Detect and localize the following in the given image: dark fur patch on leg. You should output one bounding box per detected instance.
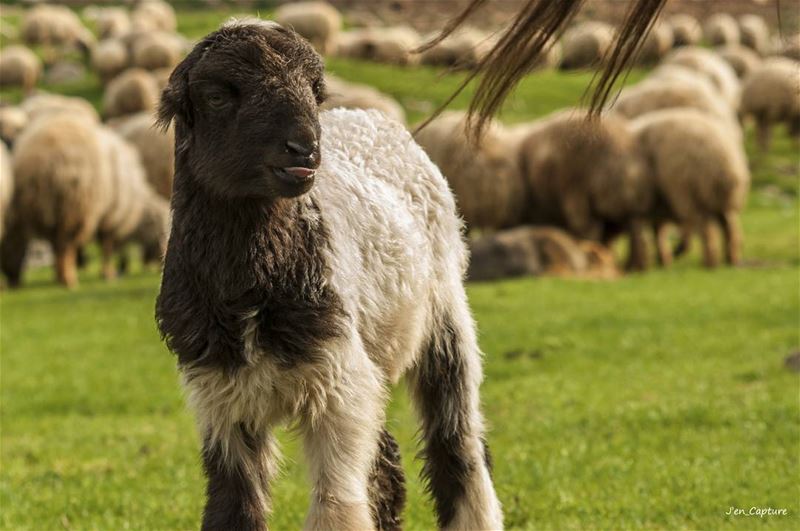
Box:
[413,317,477,528]
[369,428,406,531]
[481,436,494,476]
[201,423,269,531]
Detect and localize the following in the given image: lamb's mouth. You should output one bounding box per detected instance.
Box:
[273,166,316,186]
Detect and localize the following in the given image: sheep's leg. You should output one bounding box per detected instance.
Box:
[625,217,648,272]
[700,218,720,268]
[654,221,672,267]
[409,307,502,531]
[719,211,742,266]
[0,219,29,288]
[55,243,79,289]
[673,222,692,258]
[755,117,772,152]
[368,428,406,531]
[100,237,117,281]
[200,424,277,531]
[302,346,385,531]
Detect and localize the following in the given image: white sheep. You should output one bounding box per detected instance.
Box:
[662,46,741,110]
[274,1,342,55]
[0,45,42,93]
[740,57,800,150]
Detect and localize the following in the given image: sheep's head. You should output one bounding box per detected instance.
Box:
[158,19,325,200]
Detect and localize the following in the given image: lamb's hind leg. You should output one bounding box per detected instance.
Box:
[409,304,502,530]
[719,211,743,266]
[368,428,406,531]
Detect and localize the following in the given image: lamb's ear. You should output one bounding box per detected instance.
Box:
[157,34,216,130]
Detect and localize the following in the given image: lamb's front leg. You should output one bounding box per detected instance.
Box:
[301,346,386,531]
[200,423,278,531]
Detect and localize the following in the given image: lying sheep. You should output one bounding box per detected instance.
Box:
[669,14,702,47]
[0,142,13,240]
[636,22,673,65]
[632,108,750,267]
[740,57,800,150]
[738,14,770,54]
[274,1,342,55]
[3,114,111,288]
[663,46,741,109]
[0,46,42,93]
[155,19,501,530]
[414,110,527,231]
[467,226,619,281]
[560,21,615,70]
[322,74,406,123]
[704,14,740,46]
[103,67,160,119]
[20,93,100,124]
[0,106,28,146]
[717,44,761,78]
[131,0,177,33]
[113,112,175,198]
[131,31,186,71]
[92,38,130,83]
[518,110,652,270]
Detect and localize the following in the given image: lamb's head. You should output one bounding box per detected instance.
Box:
[158,19,326,199]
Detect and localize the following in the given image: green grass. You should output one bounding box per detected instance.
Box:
[2,8,800,531]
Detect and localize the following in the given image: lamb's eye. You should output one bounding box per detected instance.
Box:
[206,92,227,109]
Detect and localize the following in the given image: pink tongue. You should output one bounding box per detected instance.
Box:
[284,167,316,178]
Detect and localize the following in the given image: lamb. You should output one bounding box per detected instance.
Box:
[131,0,177,33]
[467,226,619,281]
[560,21,615,70]
[662,46,741,109]
[0,45,42,93]
[414,110,527,231]
[517,109,652,270]
[155,19,501,530]
[738,14,770,54]
[717,44,761,79]
[0,142,13,240]
[92,38,130,83]
[740,57,800,150]
[274,1,342,56]
[636,22,673,65]
[112,112,175,198]
[2,113,111,288]
[103,67,160,119]
[668,14,702,47]
[631,108,750,267]
[704,14,740,46]
[322,75,406,124]
[131,31,186,71]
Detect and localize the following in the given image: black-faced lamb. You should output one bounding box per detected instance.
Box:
[155,19,501,531]
[740,57,800,151]
[631,108,750,267]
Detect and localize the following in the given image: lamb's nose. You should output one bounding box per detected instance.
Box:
[285,139,317,158]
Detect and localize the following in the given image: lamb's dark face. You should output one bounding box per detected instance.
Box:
[159,21,326,200]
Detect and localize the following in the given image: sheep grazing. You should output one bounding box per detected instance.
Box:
[467,226,619,281]
[92,38,130,83]
[274,1,342,55]
[740,57,800,151]
[21,4,94,53]
[631,109,750,267]
[518,110,652,270]
[127,190,170,267]
[716,44,762,79]
[131,31,186,71]
[0,142,13,240]
[103,68,160,119]
[336,26,421,66]
[322,74,406,124]
[704,14,740,46]
[636,22,673,65]
[414,110,527,231]
[3,114,110,288]
[420,27,492,70]
[93,7,131,39]
[0,106,29,146]
[669,14,702,47]
[560,21,615,70]
[20,93,100,124]
[0,46,42,93]
[663,46,741,109]
[738,14,770,55]
[113,112,175,198]
[131,0,177,33]
[155,19,501,531]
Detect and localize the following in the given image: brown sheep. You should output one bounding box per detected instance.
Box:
[704,14,740,46]
[103,68,160,119]
[717,44,762,79]
[0,46,42,93]
[274,1,342,55]
[740,57,800,150]
[560,21,615,70]
[112,112,175,199]
[467,225,619,281]
[631,108,750,267]
[518,110,652,270]
[414,110,527,231]
[669,14,702,47]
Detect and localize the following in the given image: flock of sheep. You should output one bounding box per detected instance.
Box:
[0,1,798,288]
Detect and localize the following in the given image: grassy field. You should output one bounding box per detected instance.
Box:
[2,7,800,531]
